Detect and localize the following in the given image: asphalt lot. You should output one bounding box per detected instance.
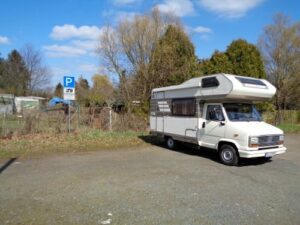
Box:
[0,134,299,225]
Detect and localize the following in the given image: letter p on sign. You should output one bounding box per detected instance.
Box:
[63,76,75,88]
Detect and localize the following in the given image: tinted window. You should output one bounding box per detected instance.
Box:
[172,98,195,116]
[202,77,219,88]
[206,105,224,121]
[235,77,266,87]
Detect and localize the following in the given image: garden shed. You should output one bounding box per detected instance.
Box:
[0,94,15,115]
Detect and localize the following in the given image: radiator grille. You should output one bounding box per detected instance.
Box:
[258,135,279,147]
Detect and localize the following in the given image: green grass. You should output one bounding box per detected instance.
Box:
[0,129,148,159]
[277,124,300,133]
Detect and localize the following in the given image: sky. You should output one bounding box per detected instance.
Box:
[0,0,299,87]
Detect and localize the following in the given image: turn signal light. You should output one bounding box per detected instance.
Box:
[250,144,259,148]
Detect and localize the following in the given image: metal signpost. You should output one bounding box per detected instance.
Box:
[63,76,75,133]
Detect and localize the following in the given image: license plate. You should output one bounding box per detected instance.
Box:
[265,152,275,158]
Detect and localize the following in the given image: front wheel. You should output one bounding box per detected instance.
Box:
[166,137,176,149]
[219,144,239,166]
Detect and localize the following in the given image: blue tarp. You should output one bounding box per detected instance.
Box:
[48,97,71,107]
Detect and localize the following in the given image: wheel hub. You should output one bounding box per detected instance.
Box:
[223,150,233,161]
[168,139,174,147]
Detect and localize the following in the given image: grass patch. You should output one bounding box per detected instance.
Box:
[277,124,300,133]
[0,129,148,159]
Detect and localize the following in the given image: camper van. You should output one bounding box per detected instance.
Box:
[150,74,286,166]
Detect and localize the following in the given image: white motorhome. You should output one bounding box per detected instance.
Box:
[150,74,286,166]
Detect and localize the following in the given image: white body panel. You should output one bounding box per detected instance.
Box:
[164,116,198,138]
[152,73,276,101]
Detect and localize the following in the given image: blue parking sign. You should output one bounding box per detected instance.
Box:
[63,76,75,88]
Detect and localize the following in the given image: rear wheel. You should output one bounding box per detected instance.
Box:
[166,137,176,149]
[219,144,239,166]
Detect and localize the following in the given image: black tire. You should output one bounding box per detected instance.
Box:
[219,144,239,166]
[166,137,176,149]
[263,157,272,162]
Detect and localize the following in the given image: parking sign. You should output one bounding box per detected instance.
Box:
[64,76,75,88]
[63,76,76,100]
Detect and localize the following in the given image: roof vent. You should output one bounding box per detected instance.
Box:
[235,76,267,88]
[202,77,219,88]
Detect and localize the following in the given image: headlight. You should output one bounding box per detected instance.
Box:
[278,135,284,145]
[249,136,259,148]
[279,135,284,141]
[249,137,259,144]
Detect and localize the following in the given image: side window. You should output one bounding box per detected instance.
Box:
[172,98,195,116]
[206,105,224,121]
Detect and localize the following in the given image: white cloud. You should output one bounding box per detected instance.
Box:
[50,24,103,40]
[193,26,212,33]
[102,10,138,23]
[198,0,265,18]
[43,44,87,58]
[156,0,195,17]
[115,11,138,22]
[51,67,71,77]
[77,63,99,74]
[71,40,99,51]
[45,24,105,58]
[0,36,10,44]
[113,0,140,5]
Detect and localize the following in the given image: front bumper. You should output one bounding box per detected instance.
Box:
[239,146,287,158]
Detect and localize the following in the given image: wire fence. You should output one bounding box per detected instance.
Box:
[0,108,299,138]
[0,106,148,138]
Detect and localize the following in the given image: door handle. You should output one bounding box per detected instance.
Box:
[202,122,206,128]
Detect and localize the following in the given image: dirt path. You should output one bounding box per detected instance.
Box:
[0,134,299,225]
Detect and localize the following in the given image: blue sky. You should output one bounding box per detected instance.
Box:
[0,0,299,86]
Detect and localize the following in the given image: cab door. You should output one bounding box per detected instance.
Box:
[199,104,226,148]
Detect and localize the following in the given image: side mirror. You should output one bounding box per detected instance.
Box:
[220,121,226,126]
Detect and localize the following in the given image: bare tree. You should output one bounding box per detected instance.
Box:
[99,8,180,108]
[258,14,300,124]
[21,44,52,94]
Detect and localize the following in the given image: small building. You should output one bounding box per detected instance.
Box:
[14,96,47,114]
[0,94,15,115]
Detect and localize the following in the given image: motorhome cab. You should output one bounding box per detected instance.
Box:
[150,74,286,166]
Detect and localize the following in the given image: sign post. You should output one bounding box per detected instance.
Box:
[63,76,75,133]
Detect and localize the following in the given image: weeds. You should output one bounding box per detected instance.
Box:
[0,129,148,159]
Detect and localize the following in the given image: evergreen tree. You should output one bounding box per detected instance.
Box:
[226,39,266,78]
[76,76,90,106]
[5,50,30,95]
[201,51,232,75]
[54,82,63,98]
[200,39,266,79]
[0,54,5,91]
[148,25,200,91]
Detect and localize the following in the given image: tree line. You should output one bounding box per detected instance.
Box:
[54,74,114,107]
[0,44,51,96]
[52,10,299,125]
[96,9,300,123]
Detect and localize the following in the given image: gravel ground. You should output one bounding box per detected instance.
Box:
[0,134,299,225]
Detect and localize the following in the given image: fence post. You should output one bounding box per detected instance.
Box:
[109,107,112,131]
[77,104,80,129]
[1,112,5,136]
[68,101,71,133]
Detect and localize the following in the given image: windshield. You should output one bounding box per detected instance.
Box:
[223,103,262,122]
